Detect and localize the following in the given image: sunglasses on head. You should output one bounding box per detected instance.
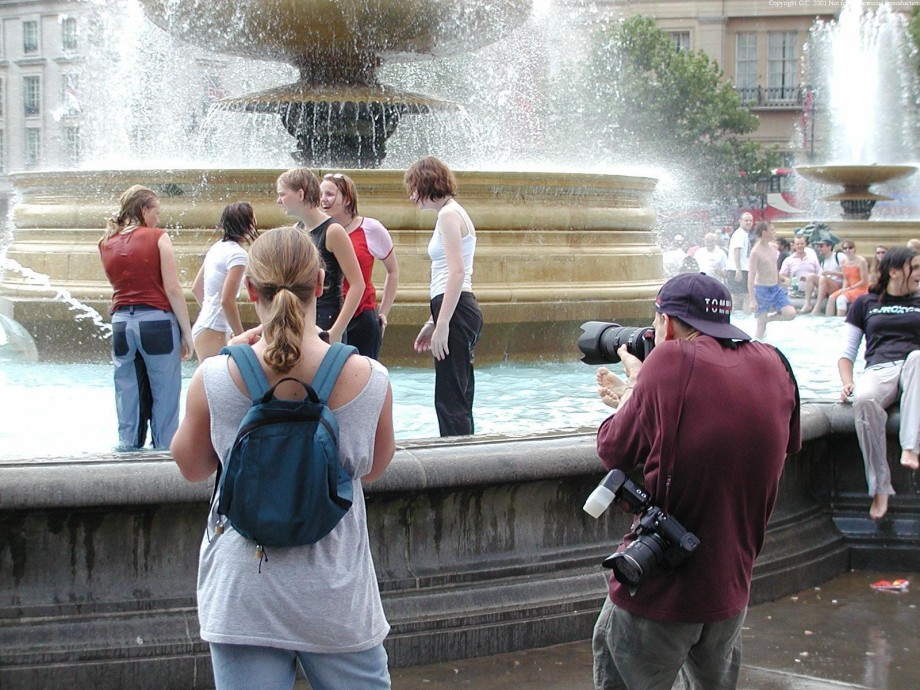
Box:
[323,173,344,180]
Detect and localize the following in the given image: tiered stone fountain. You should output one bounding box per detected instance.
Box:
[795,164,917,221]
[4,3,901,689]
[0,2,668,686]
[0,0,662,364]
[780,1,920,245]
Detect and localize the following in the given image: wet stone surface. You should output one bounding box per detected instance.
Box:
[386,570,919,690]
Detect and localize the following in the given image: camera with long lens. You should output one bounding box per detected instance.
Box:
[584,469,700,594]
[578,321,655,365]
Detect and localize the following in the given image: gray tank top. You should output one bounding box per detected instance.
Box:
[196,352,391,652]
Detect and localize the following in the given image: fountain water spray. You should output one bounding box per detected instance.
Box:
[796,0,920,219]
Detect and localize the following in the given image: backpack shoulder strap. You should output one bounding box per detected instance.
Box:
[312,343,358,402]
[220,344,269,400]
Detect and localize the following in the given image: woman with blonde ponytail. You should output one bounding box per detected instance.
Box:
[171,226,395,690]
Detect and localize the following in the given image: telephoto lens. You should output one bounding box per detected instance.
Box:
[577,321,655,365]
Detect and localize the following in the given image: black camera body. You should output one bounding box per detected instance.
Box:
[584,469,699,594]
[578,321,655,365]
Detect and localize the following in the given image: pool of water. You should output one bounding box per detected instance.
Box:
[0,314,859,461]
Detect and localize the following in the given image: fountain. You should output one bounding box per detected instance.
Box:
[0,2,667,685]
[137,0,531,168]
[788,0,920,237]
[795,164,918,220]
[1,2,914,688]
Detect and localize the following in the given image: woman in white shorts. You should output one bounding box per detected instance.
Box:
[191,202,258,361]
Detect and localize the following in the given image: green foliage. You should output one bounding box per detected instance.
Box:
[910,7,920,79]
[586,15,779,205]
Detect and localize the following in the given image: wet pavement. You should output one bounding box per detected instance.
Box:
[389,570,919,689]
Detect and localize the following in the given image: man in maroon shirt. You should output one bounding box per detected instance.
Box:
[592,273,800,689]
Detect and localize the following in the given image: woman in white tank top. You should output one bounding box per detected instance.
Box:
[191,202,258,361]
[404,156,484,437]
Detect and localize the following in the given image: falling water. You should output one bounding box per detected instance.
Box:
[804,0,920,165]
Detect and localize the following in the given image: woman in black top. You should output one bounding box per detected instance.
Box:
[276,168,364,344]
[838,246,920,520]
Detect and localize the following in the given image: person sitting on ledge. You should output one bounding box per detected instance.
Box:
[839,246,920,522]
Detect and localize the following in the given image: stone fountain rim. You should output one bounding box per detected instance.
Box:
[0,404,844,511]
[795,164,919,187]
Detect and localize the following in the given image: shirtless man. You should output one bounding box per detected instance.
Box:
[749,220,796,339]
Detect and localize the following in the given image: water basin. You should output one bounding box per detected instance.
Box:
[0,313,859,461]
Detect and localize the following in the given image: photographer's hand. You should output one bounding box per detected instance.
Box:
[617,345,643,382]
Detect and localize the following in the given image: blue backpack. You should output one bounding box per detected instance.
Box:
[213,342,356,551]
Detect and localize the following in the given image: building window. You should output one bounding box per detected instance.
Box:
[668,31,691,53]
[735,33,758,102]
[767,31,799,102]
[62,17,78,51]
[23,20,39,55]
[0,130,5,173]
[62,74,80,115]
[23,76,41,117]
[0,79,5,118]
[64,125,81,165]
[25,127,41,166]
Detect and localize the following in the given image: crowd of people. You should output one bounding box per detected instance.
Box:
[97,156,485,688]
[99,157,483,455]
[99,177,920,688]
[668,218,887,326]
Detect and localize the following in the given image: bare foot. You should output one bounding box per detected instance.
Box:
[900,449,920,470]
[597,367,619,390]
[869,494,889,521]
[598,386,618,409]
[809,308,822,315]
[798,304,812,313]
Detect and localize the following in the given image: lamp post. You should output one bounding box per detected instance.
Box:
[756,174,769,220]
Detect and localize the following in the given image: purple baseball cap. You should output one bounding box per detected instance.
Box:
[655,273,750,341]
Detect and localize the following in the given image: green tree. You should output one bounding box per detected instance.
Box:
[584,16,778,205]
[910,7,920,79]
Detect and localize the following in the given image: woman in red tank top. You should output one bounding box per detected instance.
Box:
[98,185,193,449]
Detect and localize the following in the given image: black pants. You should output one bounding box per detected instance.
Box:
[346,308,382,360]
[431,292,483,437]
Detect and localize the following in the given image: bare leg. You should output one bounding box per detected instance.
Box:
[755,313,767,339]
[901,449,920,470]
[800,274,818,312]
[869,493,889,521]
[768,305,796,324]
[194,328,229,362]
[810,276,829,315]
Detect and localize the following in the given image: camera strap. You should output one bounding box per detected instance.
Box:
[661,340,696,513]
